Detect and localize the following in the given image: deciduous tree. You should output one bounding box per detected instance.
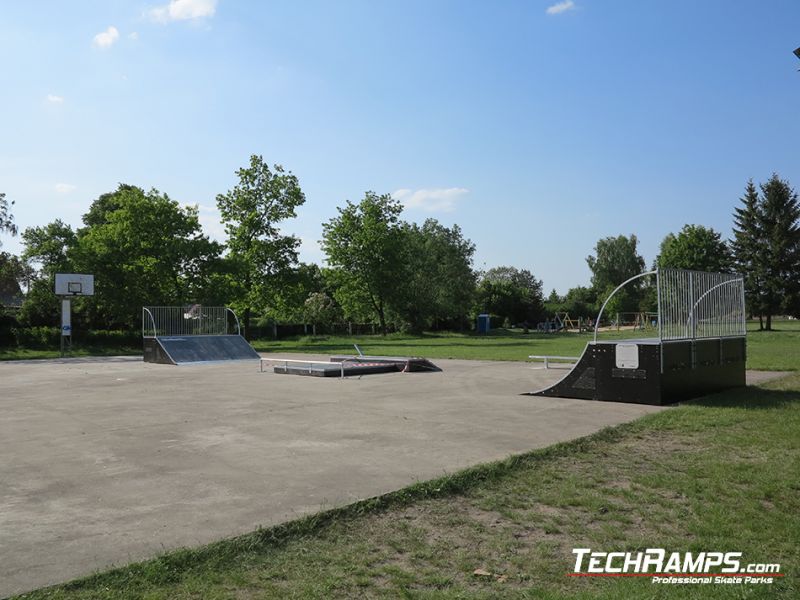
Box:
[216,155,305,338]
[321,192,405,334]
[586,234,646,314]
[656,225,733,273]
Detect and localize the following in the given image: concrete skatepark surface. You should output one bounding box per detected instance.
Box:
[0,354,772,596]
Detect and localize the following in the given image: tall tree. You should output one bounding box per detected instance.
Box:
[396,219,477,331]
[586,234,647,315]
[0,252,29,306]
[216,155,305,338]
[758,174,800,328]
[74,185,221,328]
[0,192,17,244]
[731,180,766,328]
[321,192,405,334]
[656,224,733,272]
[21,220,77,276]
[475,266,545,325]
[732,175,800,329]
[303,291,338,335]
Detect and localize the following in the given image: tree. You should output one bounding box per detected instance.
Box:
[0,252,29,306]
[586,234,646,315]
[475,266,545,325]
[19,220,79,325]
[67,185,219,329]
[758,175,800,328]
[216,155,305,338]
[731,180,766,327]
[656,225,733,273]
[262,263,326,325]
[303,292,338,335]
[732,175,800,329]
[321,192,406,334]
[0,192,17,244]
[395,219,477,331]
[21,220,77,276]
[0,193,15,236]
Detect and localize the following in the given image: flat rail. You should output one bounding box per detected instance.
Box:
[528,354,581,369]
[259,357,360,378]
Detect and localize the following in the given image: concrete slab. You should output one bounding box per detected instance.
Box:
[1,354,670,596]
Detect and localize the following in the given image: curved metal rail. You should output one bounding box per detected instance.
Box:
[142,307,157,338]
[593,271,657,343]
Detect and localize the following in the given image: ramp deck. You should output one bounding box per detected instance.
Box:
[144,335,260,365]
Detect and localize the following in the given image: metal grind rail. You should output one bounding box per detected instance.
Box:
[259,357,363,378]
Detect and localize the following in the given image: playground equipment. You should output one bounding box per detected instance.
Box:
[537,313,589,333]
[529,269,746,405]
[142,306,260,365]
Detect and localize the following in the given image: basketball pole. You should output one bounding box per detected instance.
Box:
[60,297,72,357]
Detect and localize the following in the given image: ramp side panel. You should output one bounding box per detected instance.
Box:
[156,335,260,364]
[143,337,175,364]
[661,337,746,400]
[529,342,663,405]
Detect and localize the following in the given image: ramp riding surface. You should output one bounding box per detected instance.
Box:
[144,335,260,365]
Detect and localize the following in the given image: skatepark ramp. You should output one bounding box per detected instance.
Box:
[261,350,441,377]
[142,306,260,365]
[528,269,747,405]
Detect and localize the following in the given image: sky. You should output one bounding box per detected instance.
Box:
[1,0,798,294]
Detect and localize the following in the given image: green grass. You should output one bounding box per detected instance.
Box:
[16,373,800,599]
[0,346,140,361]
[253,319,800,371]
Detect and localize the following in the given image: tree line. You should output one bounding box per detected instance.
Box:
[1,160,799,340]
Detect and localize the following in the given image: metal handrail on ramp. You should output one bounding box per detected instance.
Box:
[528,355,580,369]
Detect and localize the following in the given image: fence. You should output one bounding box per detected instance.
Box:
[656,269,746,341]
[142,306,240,338]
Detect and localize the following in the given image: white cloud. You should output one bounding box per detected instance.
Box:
[54,183,76,194]
[128,31,139,40]
[93,26,120,48]
[392,187,469,213]
[148,0,217,23]
[546,0,576,15]
[47,94,64,104]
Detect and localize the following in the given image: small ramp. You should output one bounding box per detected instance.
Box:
[263,349,441,378]
[144,335,260,365]
[142,305,260,365]
[527,338,746,406]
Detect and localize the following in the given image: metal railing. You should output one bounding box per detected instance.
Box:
[656,269,745,341]
[259,357,361,378]
[142,306,241,338]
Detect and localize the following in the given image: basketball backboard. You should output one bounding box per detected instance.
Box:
[55,273,94,296]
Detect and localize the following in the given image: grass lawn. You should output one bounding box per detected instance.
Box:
[16,373,800,598]
[253,319,800,371]
[0,346,140,361]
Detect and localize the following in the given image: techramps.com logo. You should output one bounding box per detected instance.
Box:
[569,548,783,585]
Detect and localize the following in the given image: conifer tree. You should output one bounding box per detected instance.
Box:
[731,180,765,328]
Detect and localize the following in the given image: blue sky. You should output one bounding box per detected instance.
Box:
[1,0,798,293]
